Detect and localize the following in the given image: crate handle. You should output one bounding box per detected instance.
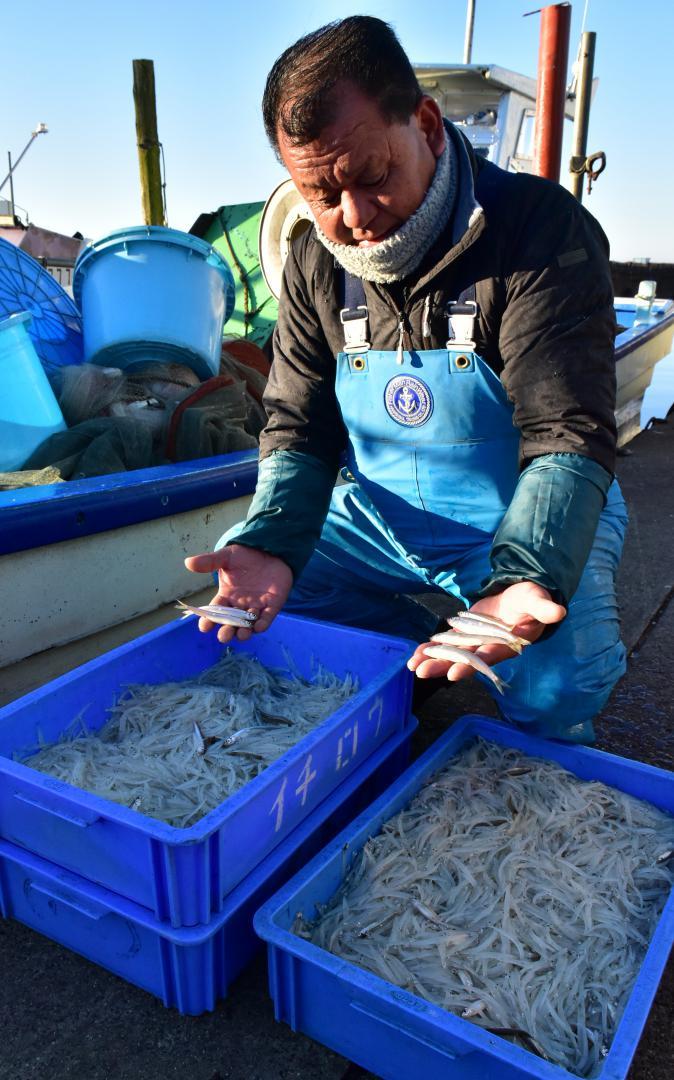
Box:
[13,792,101,828]
[350,999,473,1060]
[26,881,107,921]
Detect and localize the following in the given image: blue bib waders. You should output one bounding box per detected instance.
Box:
[226,280,627,742]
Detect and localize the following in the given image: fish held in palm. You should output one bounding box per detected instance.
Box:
[431,630,523,655]
[448,611,529,649]
[175,599,258,628]
[421,644,509,695]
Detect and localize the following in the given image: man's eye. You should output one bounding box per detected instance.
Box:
[365,173,387,187]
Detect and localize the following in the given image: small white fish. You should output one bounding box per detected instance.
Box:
[421,644,509,695]
[222,714,291,748]
[222,726,262,748]
[431,630,523,655]
[192,719,206,755]
[258,712,293,727]
[412,899,445,925]
[357,910,400,938]
[449,613,529,649]
[462,1000,487,1019]
[175,600,257,628]
[456,610,513,629]
[446,932,473,948]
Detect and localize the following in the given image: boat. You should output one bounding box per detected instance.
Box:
[614,294,674,444]
[0,232,260,672]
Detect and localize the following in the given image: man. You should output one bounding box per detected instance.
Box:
[186,16,627,742]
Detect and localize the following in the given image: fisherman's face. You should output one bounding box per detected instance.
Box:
[278,82,446,247]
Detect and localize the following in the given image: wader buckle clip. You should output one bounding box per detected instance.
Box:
[340,305,371,354]
[446,299,477,350]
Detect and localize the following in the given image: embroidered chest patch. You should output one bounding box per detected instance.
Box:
[384,375,433,427]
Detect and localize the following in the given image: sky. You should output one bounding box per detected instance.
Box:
[3,0,673,263]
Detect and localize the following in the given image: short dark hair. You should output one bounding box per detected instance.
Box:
[262,16,423,159]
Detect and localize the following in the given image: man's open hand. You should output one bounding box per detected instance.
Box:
[184,544,293,644]
[407,581,566,684]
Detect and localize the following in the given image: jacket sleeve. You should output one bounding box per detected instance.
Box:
[476,452,613,608]
[226,234,345,578]
[498,182,617,475]
[475,184,619,607]
[226,448,336,580]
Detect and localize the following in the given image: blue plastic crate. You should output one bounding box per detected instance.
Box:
[0,613,414,928]
[254,715,674,1080]
[0,719,415,1015]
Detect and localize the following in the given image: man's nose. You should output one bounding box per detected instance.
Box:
[340,188,377,232]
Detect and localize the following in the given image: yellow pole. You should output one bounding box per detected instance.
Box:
[132,59,166,226]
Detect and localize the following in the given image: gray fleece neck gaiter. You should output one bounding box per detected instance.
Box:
[314,139,456,284]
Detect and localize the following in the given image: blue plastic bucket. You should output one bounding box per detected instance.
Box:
[0,236,84,380]
[73,227,235,380]
[0,312,67,472]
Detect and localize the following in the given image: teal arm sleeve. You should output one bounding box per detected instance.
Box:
[226,449,336,580]
[477,453,613,608]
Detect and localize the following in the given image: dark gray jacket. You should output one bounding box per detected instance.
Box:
[231,126,617,606]
[261,127,617,477]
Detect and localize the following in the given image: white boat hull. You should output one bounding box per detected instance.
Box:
[0,494,250,670]
[614,298,674,446]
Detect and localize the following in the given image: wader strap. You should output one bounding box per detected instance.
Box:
[340,272,370,353]
[340,272,479,352]
[447,285,478,349]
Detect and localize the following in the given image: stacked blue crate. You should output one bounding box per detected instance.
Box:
[0,613,417,1012]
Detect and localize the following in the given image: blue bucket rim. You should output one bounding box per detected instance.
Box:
[73,226,232,306]
[0,310,32,334]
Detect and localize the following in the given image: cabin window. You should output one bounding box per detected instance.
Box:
[510,109,536,172]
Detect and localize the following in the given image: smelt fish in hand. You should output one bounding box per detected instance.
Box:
[431,630,523,655]
[175,599,258,628]
[422,644,509,695]
[448,611,529,649]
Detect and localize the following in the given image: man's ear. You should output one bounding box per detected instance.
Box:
[415,95,446,158]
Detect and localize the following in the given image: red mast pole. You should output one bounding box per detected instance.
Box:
[532,3,572,182]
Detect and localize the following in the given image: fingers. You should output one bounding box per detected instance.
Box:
[408,643,475,681]
[184,551,226,574]
[217,624,254,644]
[408,641,477,679]
[216,607,280,643]
[523,594,566,626]
[481,582,566,631]
[413,657,453,679]
[196,591,230,634]
[411,656,478,682]
[407,644,436,673]
[194,593,280,642]
[408,641,515,684]
[252,609,276,633]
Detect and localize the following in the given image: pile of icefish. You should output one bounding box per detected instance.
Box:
[24,648,357,828]
[299,739,674,1078]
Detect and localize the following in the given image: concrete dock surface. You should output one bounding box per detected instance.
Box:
[1,415,672,1080]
